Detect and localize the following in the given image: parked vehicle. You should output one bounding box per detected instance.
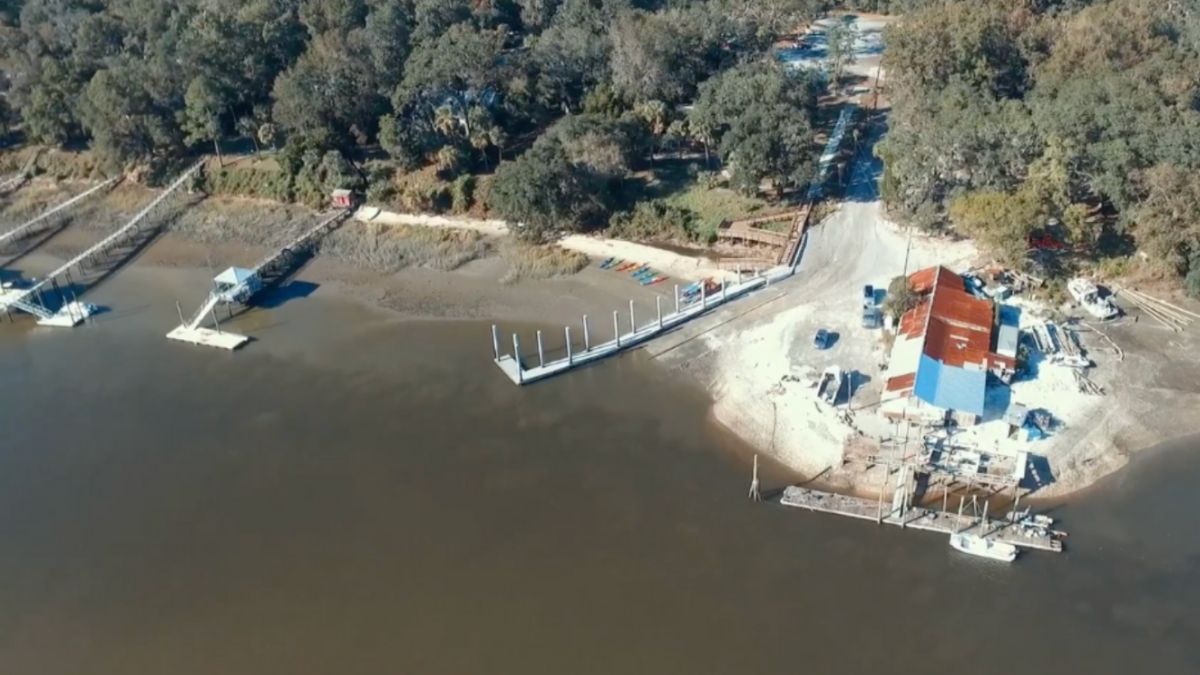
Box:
[813,328,833,350]
[862,306,881,329]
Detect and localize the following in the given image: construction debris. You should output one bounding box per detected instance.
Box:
[1073,370,1105,396]
[1078,320,1124,361]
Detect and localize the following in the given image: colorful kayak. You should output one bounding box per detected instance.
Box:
[616,262,639,272]
[598,257,616,269]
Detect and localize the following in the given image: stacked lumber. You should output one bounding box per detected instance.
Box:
[1116,287,1199,332]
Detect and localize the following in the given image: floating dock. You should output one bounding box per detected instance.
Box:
[780,486,1063,553]
[165,324,250,350]
[0,163,201,325]
[493,265,792,385]
[167,209,350,350]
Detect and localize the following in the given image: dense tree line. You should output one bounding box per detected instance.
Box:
[0,0,858,238]
[878,0,1200,293]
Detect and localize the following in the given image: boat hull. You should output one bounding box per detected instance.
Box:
[949,533,1018,562]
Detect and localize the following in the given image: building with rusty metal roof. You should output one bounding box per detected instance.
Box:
[881,266,1017,425]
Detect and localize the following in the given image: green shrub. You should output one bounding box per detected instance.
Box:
[204,165,292,202]
[609,200,702,244]
[450,175,476,213]
[1187,256,1200,299]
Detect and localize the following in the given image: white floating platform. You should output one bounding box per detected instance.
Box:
[494,266,793,385]
[166,325,250,350]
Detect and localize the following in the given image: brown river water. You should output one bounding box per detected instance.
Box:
[0,264,1197,674]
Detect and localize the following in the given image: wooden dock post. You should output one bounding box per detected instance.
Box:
[656,296,663,329]
[721,277,727,301]
[582,315,590,351]
[536,330,545,368]
[748,454,761,502]
[628,299,636,333]
[565,326,573,365]
[875,467,885,524]
[674,284,680,314]
[491,325,500,360]
[613,311,621,347]
[701,285,708,309]
[512,334,523,383]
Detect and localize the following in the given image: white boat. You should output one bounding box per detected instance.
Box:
[35,301,98,327]
[1067,278,1118,320]
[949,533,1018,562]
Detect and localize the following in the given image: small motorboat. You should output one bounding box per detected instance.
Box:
[949,533,1018,562]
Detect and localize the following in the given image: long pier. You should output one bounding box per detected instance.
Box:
[780,486,1063,553]
[493,265,791,384]
[0,177,119,250]
[167,208,352,349]
[0,162,201,325]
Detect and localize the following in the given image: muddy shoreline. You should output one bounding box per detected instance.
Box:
[7,179,1200,509]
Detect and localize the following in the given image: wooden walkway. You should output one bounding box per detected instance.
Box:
[716,225,789,247]
[780,486,1063,553]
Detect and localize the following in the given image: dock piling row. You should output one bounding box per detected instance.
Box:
[492,268,787,385]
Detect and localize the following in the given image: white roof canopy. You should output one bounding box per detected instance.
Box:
[214,266,256,286]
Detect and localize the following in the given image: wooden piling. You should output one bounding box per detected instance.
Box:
[748,454,761,502]
[613,311,621,348]
[582,315,590,351]
[565,326,573,365]
[536,330,545,368]
[491,325,500,360]
[512,333,523,383]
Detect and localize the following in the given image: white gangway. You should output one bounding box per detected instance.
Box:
[0,163,202,326]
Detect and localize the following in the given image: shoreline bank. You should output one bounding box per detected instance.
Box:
[6,179,1200,508]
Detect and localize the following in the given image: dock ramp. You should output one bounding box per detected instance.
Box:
[168,209,351,350]
[0,163,200,325]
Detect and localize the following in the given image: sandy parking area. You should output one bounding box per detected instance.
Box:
[655,123,1200,499]
[656,137,975,479]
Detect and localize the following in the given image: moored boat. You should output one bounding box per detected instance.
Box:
[949,533,1018,562]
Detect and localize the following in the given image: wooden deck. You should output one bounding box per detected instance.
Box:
[780,486,1063,553]
[716,226,789,247]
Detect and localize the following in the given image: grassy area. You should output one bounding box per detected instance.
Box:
[499,240,589,284]
[628,159,781,243]
[0,147,106,180]
[323,222,491,273]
